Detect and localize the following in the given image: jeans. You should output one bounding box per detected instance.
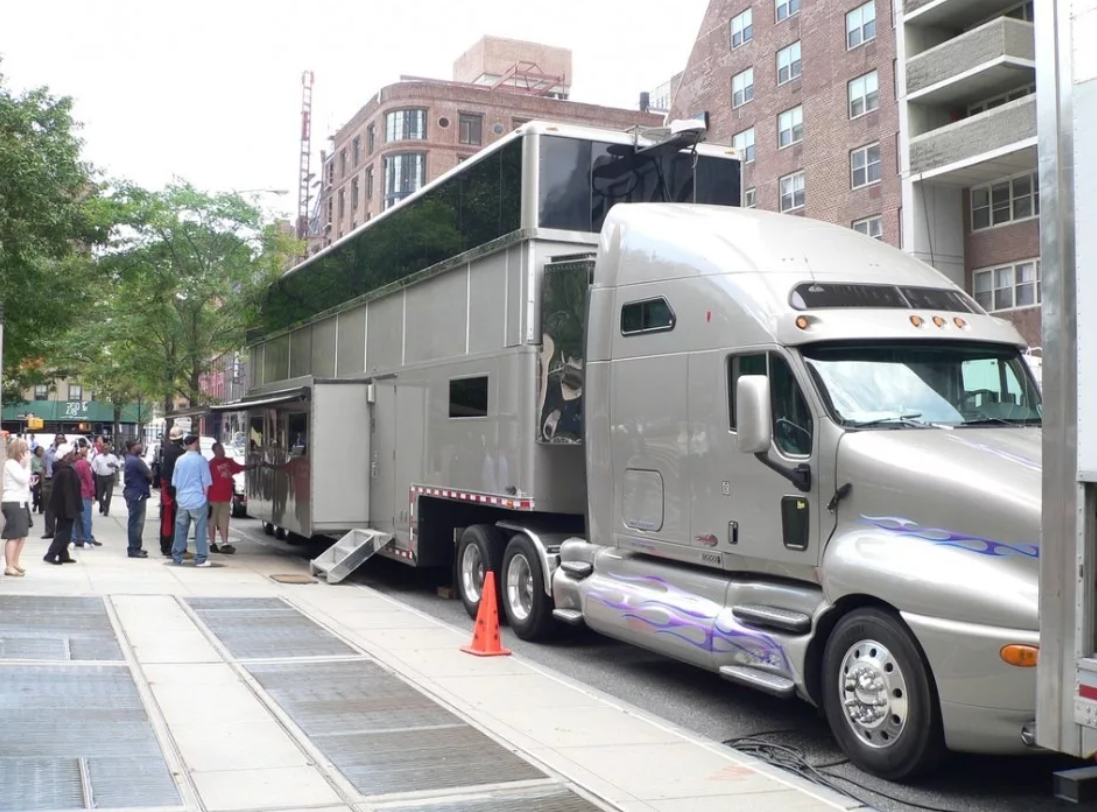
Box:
[75,498,94,544]
[173,506,209,564]
[126,495,147,555]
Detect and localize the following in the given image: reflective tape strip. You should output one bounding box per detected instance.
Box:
[410,485,534,511]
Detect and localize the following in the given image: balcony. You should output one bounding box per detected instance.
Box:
[904,0,1025,28]
[907,18,1034,106]
[909,95,1036,184]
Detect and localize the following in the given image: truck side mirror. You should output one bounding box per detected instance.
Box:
[736,375,772,454]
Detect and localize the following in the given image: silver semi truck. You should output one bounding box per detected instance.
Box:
[233,121,1044,781]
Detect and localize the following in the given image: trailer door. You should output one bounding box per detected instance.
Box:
[370,382,397,533]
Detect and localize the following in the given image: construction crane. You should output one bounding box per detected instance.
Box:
[296,70,315,242]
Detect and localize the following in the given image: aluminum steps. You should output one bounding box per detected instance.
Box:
[309,528,393,584]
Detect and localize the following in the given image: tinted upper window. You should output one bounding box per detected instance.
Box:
[254,138,523,338]
[539,136,741,233]
[790,283,981,314]
[449,377,488,418]
[621,298,676,335]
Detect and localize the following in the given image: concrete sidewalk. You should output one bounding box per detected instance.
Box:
[0,497,860,812]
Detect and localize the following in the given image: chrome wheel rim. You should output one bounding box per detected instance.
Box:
[505,553,534,621]
[460,543,483,604]
[838,638,909,749]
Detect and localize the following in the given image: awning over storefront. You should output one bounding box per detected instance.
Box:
[209,386,311,413]
[1,400,149,424]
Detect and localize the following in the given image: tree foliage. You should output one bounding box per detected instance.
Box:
[96,182,299,411]
[0,62,113,391]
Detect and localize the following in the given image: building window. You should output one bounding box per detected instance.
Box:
[352,135,361,167]
[67,384,83,402]
[337,189,345,218]
[849,71,880,118]
[621,298,676,335]
[846,2,876,49]
[744,187,756,208]
[449,376,488,418]
[367,124,375,154]
[326,161,334,186]
[776,0,800,21]
[383,153,426,210]
[459,113,483,146]
[853,215,883,239]
[732,68,755,108]
[733,127,755,163]
[33,385,48,400]
[385,109,427,142]
[366,166,374,199]
[777,41,802,85]
[1004,1,1034,21]
[971,171,1039,230]
[780,171,805,212]
[778,106,804,148]
[339,149,347,179]
[851,142,882,188]
[731,8,753,47]
[968,84,1035,115]
[974,260,1041,311]
[351,176,359,210]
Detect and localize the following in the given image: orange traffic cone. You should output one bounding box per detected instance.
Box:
[461,570,512,657]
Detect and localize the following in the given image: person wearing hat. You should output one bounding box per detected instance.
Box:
[158,426,187,558]
[43,443,80,565]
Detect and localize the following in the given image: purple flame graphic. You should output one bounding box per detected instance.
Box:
[860,515,1038,559]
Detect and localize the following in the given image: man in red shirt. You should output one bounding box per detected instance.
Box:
[207,442,250,554]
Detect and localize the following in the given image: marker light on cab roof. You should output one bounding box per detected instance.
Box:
[910,315,924,327]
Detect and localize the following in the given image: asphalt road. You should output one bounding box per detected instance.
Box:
[235,520,1083,812]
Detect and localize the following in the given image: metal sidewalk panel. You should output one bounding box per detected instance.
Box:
[248,660,547,796]
[387,786,610,812]
[0,596,122,662]
[309,528,393,584]
[185,597,357,659]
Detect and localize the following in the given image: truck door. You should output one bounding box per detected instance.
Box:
[369,382,397,533]
[688,348,821,581]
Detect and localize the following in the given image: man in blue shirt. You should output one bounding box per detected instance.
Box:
[122,439,153,559]
[171,435,213,567]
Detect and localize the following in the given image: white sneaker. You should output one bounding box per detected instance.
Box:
[195,561,212,568]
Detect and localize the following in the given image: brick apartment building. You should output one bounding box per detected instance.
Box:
[898,0,1039,345]
[670,0,901,244]
[670,0,1040,346]
[311,36,663,250]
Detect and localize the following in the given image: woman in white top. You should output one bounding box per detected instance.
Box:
[3,438,33,576]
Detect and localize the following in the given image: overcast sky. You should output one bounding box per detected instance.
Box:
[1,0,706,220]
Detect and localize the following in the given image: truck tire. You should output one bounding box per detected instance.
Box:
[456,525,505,620]
[262,522,274,536]
[500,534,557,641]
[274,526,287,540]
[822,608,945,781]
[232,500,246,519]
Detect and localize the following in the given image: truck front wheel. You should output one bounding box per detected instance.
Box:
[456,525,505,620]
[500,534,556,641]
[821,608,945,781]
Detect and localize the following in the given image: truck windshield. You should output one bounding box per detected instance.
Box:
[801,342,1042,428]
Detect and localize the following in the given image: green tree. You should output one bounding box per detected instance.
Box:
[0,63,112,393]
[101,182,299,413]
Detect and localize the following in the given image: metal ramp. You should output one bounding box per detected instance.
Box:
[310,528,393,584]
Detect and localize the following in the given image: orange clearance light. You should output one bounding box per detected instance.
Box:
[795,316,810,330]
[1000,644,1039,668]
[954,317,968,328]
[910,315,924,327]
[933,316,947,328]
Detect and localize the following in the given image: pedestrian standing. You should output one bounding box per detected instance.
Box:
[122,439,152,559]
[92,442,120,516]
[171,435,212,567]
[72,441,99,548]
[41,434,65,537]
[30,446,44,513]
[159,427,186,557]
[3,439,33,577]
[43,444,79,565]
[207,442,250,555]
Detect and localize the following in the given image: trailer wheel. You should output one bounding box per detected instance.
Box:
[822,608,945,781]
[232,500,247,519]
[456,525,505,620]
[275,526,287,540]
[262,522,274,536]
[501,534,557,641]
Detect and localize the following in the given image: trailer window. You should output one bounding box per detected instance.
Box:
[621,298,676,335]
[449,377,489,418]
[248,416,264,455]
[287,412,308,456]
